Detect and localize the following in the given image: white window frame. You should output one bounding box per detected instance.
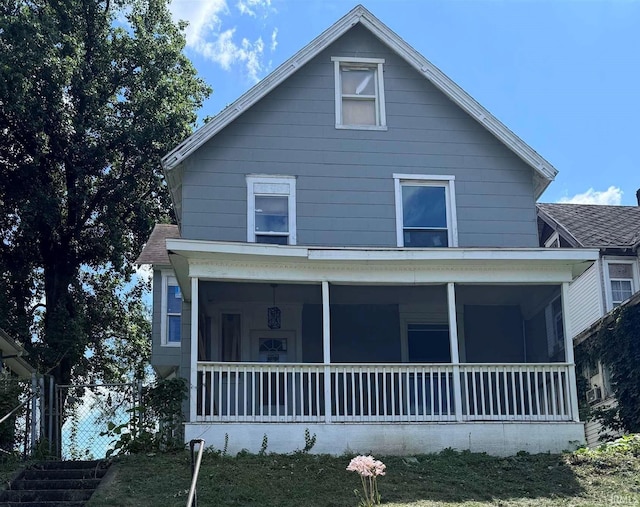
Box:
[332,56,387,130]
[161,272,182,347]
[393,174,458,248]
[246,175,297,245]
[603,258,638,311]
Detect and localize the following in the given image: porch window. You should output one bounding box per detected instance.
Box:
[606,262,636,309]
[162,275,181,346]
[407,324,451,363]
[332,57,386,130]
[246,175,297,245]
[545,296,564,359]
[394,174,458,247]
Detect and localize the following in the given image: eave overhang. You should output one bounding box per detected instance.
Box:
[166,240,598,301]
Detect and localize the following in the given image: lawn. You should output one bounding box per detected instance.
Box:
[86,443,640,507]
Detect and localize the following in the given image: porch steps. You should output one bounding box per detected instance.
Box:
[0,460,109,507]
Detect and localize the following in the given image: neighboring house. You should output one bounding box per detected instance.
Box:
[537,200,640,446]
[136,5,598,456]
[0,328,35,379]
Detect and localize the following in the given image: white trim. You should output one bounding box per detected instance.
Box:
[447,283,460,364]
[162,5,557,197]
[333,57,386,129]
[393,173,456,181]
[246,175,297,245]
[561,282,580,422]
[189,277,199,422]
[322,281,332,423]
[331,56,385,64]
[335,124,388,131]
[544,231,560,248]
[603,258,639,311]
[393,174,458,248]
[160,273,182,347]
[447,283,463,422]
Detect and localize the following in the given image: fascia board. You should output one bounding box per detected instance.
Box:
[306,248,599,262]
[161,5,557,190]
[167,239,309,258]
[166,238,598,263]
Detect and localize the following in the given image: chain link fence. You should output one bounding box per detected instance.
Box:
[56,382,140,460]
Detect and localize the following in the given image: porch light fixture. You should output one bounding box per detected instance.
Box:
[268,284,281,330]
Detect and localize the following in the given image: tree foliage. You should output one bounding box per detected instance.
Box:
[576,303,640,434]
[0,0,211,384]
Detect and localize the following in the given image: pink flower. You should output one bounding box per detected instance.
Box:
[346,455,386,478]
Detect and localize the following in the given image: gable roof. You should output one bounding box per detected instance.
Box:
[162,4,558,219]
[537,203,640,249]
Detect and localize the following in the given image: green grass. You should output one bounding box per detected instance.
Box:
[87,446,640,507]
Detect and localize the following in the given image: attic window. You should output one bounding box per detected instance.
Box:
[332,57,386,130]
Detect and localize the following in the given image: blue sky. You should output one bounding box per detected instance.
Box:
[167,0,640,205]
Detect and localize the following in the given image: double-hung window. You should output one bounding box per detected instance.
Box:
[332,57,386,129]
[606,261,637,309]
[394,174,457,247]
[161,274,181,346]
[247,175,297,245]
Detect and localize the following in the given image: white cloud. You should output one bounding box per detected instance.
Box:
[168,0,278,83]
[237,0,272,17]
[557,186,623,205]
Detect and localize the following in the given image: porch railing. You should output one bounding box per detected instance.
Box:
[195,362,574,423]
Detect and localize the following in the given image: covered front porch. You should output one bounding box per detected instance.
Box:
[168,242,597,454]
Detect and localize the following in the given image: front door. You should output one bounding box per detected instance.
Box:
[259,337,288,362]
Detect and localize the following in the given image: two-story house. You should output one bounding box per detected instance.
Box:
[136,5,598,456]
[537,199,640,445]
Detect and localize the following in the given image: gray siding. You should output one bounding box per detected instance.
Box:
[181,24,539,248]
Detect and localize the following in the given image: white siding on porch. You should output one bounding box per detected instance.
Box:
[567,263,603,336]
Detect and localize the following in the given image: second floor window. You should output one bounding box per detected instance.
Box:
[607,262,636,308]
[332,57,386,129]
[394,174,458,248]
[246,175,297,245]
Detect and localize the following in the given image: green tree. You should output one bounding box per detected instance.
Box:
[0,0,210,386]
[577,304,640,435]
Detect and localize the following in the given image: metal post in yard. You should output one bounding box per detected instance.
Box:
[30,373,38,455]
[39,376,45,447]
[48,376,54,449]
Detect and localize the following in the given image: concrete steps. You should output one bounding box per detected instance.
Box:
[0,460,109,507]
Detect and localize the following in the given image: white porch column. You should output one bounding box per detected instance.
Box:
[190,277,199,423]
[447,282,464,421]
[322,281,332,423]
[561,282,580,422]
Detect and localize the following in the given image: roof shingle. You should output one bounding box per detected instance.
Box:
[537,203,640,248]
[135,224,180,265]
